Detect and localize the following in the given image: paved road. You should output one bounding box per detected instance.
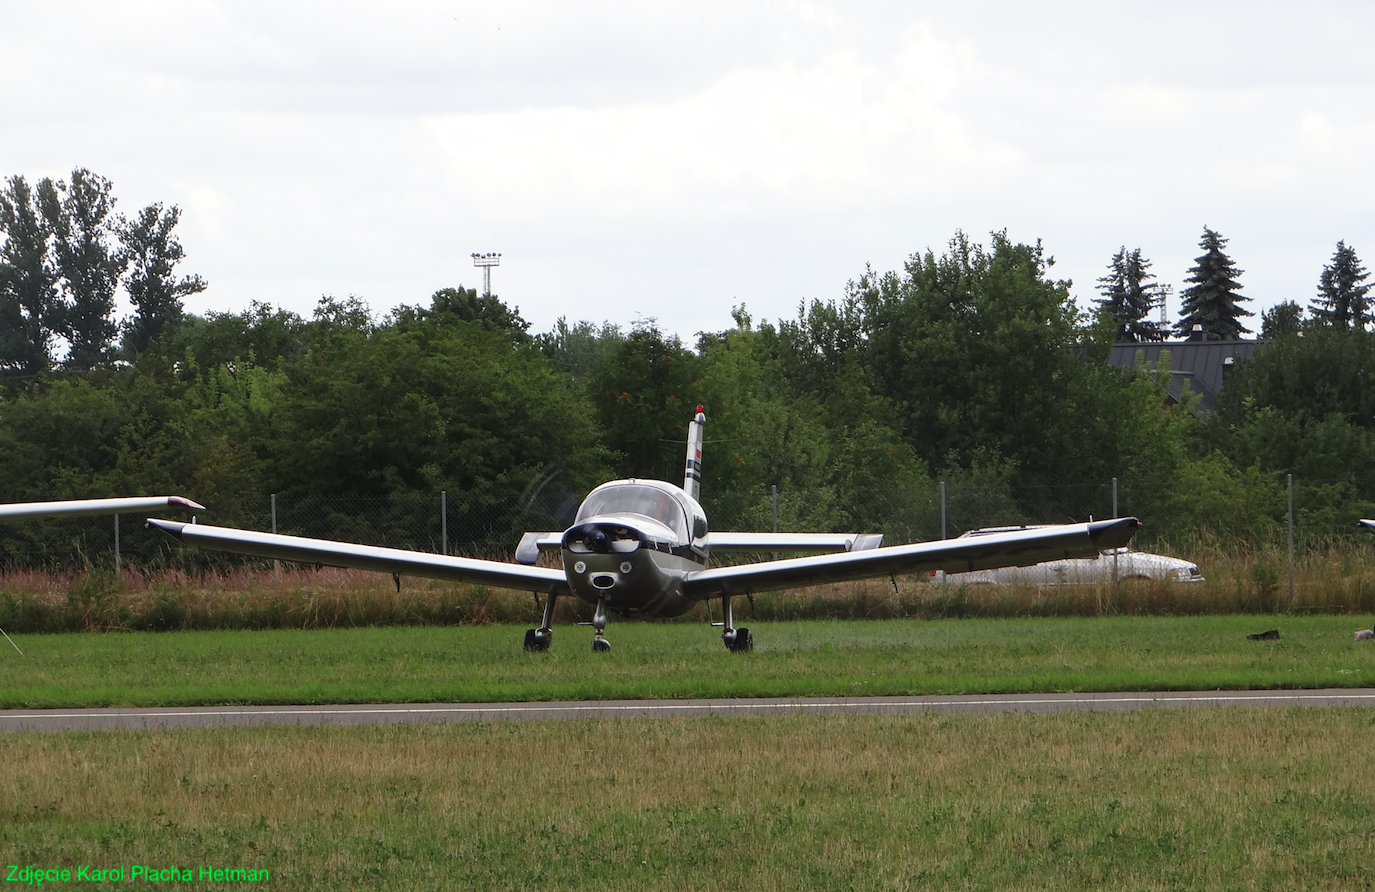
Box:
[4,689,1375,732]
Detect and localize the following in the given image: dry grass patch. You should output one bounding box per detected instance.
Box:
[1,539,1375,635]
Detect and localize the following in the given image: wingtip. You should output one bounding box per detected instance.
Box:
[146,518,186,539]
[167,496,207,511]
[1087,516,1142,548]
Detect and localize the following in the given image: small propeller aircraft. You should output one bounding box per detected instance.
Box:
[148,409,1141,652]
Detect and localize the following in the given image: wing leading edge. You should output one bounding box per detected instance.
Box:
[0,496,205,520]
[682,517,1142,599]
[147,520,569,594]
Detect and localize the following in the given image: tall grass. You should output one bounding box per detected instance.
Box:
[3,539,1375,634]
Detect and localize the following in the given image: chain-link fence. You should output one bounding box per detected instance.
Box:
[0,473,1370,572]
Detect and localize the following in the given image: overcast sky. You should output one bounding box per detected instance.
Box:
[4,0,1373,341]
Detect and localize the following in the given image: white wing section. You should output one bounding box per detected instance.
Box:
[1361,519,1375,531]
[708,532,884,553]
[148,520,569,594]
[0,496,205,520]
[515,532,563,565]
[683,517,1141,600]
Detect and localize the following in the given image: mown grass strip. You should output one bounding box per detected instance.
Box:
[4,709,1375,890]
[3,615,1375,709]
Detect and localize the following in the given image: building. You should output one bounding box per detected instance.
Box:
[1105,335,1261,414]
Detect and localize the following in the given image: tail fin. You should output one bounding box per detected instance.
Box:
[683,405,705,500]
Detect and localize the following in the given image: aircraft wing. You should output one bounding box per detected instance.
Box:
[147,520,570,594]
[1361,519,1375,531]
[682,517,1141,599]
[708,532,884,553]
[515,532,563,565]
[0,496,205,520]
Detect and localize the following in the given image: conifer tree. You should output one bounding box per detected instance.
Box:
[1095,246,1166,342]
[1310,240,1370,330]
[1175,226,1252,340]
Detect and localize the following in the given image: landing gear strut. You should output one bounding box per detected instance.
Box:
[719,593,753,653]
[590,597,611,652]
[523,589,558,652]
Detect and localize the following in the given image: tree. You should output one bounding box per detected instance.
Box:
[267,307,607,498]
[537,316,623,380]
[39,168,126,369]
[1260,300,1304,340]
[1175,226,1252,340]
[0,175,59,376]
[588,323,703,480]
[1310,240,1371,331]
[393,286,531,344]
[1095,247,1166,342]
[120,203,207,355]
[857,230,1106,489]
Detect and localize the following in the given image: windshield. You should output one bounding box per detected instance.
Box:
[576,484,686,536]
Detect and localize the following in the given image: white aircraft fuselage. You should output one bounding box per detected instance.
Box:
[560,479,707,619]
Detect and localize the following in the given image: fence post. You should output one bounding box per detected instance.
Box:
[940,481,946,540]
[1288,474,1295,603]
[441,490,448,556]
[272,493,279,594]
[1111,477,1118,587]
[770,484,778,561]
[114,514,120,576]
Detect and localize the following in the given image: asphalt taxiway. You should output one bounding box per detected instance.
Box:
[4,689,1375,732]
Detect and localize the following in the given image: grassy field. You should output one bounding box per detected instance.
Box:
[5,709,1375,889]
[3,615,1375,709]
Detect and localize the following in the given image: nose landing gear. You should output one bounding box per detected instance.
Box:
[590,596,611,652]
[718,594,754,653]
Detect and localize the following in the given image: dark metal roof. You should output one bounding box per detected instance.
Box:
[1106,339,1262,414]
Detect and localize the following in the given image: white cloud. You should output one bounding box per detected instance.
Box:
[3,0,1375,337]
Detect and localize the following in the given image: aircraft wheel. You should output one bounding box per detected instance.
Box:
[524,629,551,652]
[726,628,753,653]
[592,637,612,653]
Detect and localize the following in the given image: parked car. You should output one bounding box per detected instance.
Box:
[928,526,1203,585]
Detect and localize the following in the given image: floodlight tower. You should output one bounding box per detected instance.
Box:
[472,252,501,295]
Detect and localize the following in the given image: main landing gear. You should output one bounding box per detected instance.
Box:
[523,589,558,652]
[718,593,753,653]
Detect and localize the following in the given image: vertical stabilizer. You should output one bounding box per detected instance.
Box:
[683,405,705,500]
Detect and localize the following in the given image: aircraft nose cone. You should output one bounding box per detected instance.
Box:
[588,529,610,552]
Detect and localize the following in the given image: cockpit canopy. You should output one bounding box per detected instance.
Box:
[576,482,701,540]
